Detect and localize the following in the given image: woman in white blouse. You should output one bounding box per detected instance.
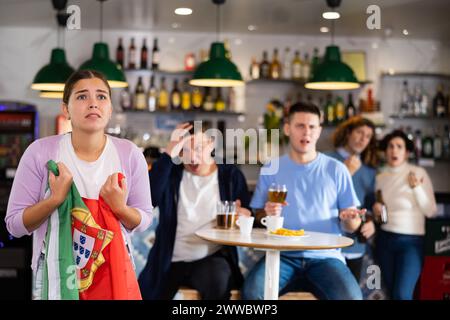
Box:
[373,130,437,300]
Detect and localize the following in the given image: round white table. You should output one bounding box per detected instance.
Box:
[195,228,353,300]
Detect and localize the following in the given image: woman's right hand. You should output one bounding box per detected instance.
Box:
[372,202,383,220]
[48,162,73,206]
[165,122,193,159]
[264,201,287,216]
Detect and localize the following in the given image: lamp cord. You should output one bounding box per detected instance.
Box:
[100,0,104,42]
[216,4,221,42]
[331,19,335,45]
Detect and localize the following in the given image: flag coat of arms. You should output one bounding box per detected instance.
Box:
[42,160,141,300]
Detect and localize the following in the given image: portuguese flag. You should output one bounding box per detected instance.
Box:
[42,160,141,300]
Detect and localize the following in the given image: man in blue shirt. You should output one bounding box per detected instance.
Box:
[241,102,364,300]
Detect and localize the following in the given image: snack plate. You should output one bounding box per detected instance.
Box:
[266,231,310,240]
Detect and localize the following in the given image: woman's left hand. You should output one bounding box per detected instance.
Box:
[408,171,423,188]
[236,199,251,217]
[100,173,127,217]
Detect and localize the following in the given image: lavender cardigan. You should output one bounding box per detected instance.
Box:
[5,134,153,272]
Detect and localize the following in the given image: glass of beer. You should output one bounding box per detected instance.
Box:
[216,201,237,229]
[268,183,288,203]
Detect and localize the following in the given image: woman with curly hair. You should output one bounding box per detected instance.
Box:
[327,116,378,283]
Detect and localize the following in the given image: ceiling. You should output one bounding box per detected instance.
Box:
[1,0,449,42]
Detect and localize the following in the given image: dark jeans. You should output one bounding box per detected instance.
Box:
[161,247,234,300]
[376,229,424,300]
[241,256,362,300]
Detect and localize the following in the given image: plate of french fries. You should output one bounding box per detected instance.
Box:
[266,228,309,240]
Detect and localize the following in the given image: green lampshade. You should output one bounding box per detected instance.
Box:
[31,48,75,91]
[305,45,360,90]
[189,42,244,87]
[79,42,128,88]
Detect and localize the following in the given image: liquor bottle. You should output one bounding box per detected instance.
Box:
[400,80,411,116]
[301,53,311,82]
[192,87,203,110]
[181,78,191,111]
[203,87,215,111]
[318,96,325,124]
[170,79,181,110]
[325,94,335,125]
[158,77,169,110]
[433,84,446,117]
[419,84,429,116]
[422,129,434,159]
[413,85,422,116]
[134,76,146,110]
[151,38,160,70]
[249,57,260,80]
[346,93,356,119]
[128,38,136,69]
[443,125,450,160]
[119,87,131,111]
[140,38,148,69]
[291,50,302,80]
[375,190,388,224]
[310,48,320,80]
[405,126,415,161]
[270,48,281,80]
[215,88,226,112]
[366,88,375,112]
[116,37,124,69]
[147,75,157,112]
[282,47,291,79]
[335,96,345,123]
[259,51,270,79]
[414,130,422,161]
[433,129,443,160]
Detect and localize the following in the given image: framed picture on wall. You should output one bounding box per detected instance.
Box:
[341,51,367,82]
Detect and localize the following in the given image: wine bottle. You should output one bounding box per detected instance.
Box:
[128,38,136,69]
[140,38,148,69]
[116,37,124,69]
[170,79,181,110]
[151,38,160,70]
[134,76,146,110]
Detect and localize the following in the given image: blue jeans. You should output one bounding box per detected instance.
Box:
[376,230,424,300]
[241,255,362,300]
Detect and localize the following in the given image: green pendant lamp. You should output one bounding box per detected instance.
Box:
[31,48,75,91]
[79,0,127,88]
[305,45,360,90]
[189,0,244,87]
[31,6,75,93]
[305,0,359,90]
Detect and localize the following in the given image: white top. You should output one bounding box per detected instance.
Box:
[172,169,222,262]
[376,162,437,235]
[59,134,122,199]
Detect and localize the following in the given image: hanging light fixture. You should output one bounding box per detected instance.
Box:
[305,0,359,90]
[79,0,127,88]
[31,2,75,92]
[189,0,244,87]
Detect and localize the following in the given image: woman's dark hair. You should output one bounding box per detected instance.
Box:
[62,69,111,104]
[332,116,378,167]
[380,129,415,153]
[287,102,321,122]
